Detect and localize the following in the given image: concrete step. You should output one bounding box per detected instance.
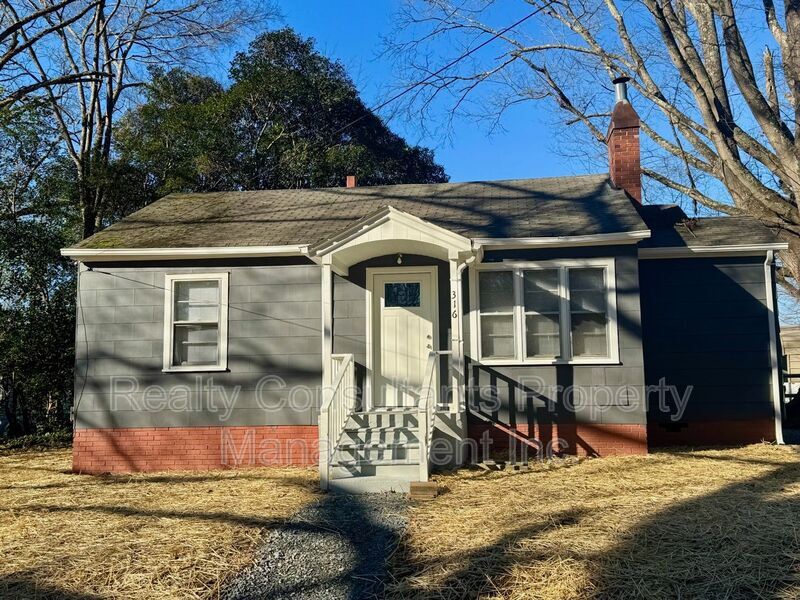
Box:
[333,444,420,464]
[334,458,420,466]
[330,462,421,480]
[342,426,419,445]
[328,476,411,494]
[346,411,419,430]
[356,406,419,413]
[343,425,417,435]
[337,442,420,450]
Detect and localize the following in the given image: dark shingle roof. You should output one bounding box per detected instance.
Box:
[638,204,779,248]
[72,174,649,249]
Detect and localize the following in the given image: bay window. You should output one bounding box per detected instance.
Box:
[163,273,229,371]
[475,260,618,363]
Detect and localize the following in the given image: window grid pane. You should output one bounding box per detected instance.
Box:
[480,314,516,359]
[174,280,220,324]
[172,323,219,366]
[525,313,560,357]
[479,271,515,313]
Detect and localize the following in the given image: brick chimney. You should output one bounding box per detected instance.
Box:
[607,77,641,203]
[346,175,357,188]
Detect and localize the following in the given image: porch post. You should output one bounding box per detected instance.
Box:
[319,258,334,490]
[449,255,465,413]
[321,258,333,390]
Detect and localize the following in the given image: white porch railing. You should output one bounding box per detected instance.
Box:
[319,353,355,490]
[418,350,452,483]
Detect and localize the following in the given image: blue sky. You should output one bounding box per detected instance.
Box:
[269,0,572,183]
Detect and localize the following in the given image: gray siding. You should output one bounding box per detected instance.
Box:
[639,256,774,424]
[74,261,322,429]
[467,246,647,427]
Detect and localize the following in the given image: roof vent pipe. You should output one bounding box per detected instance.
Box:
[613,76,630,104]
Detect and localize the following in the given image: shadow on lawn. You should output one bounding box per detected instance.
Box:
[390,508,590,599]
[6,496,400,600]
[0,468,318,492]
[592,455,800,599]
[0,578,103,600]
[12,502,298,530]
[389,452,800,600]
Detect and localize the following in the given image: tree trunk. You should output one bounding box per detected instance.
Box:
[81,184,97,239]
[2,382,21,437]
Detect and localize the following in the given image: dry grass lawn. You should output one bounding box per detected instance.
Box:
[388,444,800,600]
[0,449,321,599]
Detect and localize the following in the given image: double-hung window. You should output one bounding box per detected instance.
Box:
[478,271,516,359]
[163,273,229,371]
[476,260,618,364]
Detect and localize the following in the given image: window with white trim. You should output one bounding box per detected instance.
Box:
[476,261,617,363]
[163,273,229,371]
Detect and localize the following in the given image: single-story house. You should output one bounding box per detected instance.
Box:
[63,79,787,492]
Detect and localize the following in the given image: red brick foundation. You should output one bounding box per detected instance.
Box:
[73,426,319,474]
[468,422,648,458]
[647,418,776,447]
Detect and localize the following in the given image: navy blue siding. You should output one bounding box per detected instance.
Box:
[639,256,774,425]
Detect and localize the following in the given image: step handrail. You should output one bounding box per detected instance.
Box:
[418,349,452,482]
[319,353,355,490]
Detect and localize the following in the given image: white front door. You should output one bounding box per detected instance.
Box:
[369,268,437,408]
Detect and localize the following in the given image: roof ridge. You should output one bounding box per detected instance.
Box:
[159,173,611,198]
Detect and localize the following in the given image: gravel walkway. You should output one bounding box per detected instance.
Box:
[223,493,408,600]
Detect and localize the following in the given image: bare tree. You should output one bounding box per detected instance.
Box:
[0,0,107,106]
[2,0,276,237]
[392,0,800,295]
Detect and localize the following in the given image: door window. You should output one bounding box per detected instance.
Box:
[384,282,421,307]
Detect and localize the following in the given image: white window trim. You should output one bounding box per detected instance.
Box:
[472,258,619,366]
[162,272,229,373]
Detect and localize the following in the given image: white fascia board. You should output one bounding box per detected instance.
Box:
[473,230,651,250]
[60,245,307,262]
[312,214,393,256]
[308,206,393,256]
[638,242,789,259]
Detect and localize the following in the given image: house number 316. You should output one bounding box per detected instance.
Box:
[451,290,458,319]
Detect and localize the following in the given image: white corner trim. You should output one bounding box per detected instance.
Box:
[764,251,784,445]
[472,230,650,250]
[639,243,789,259]
[61,245,307,262]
